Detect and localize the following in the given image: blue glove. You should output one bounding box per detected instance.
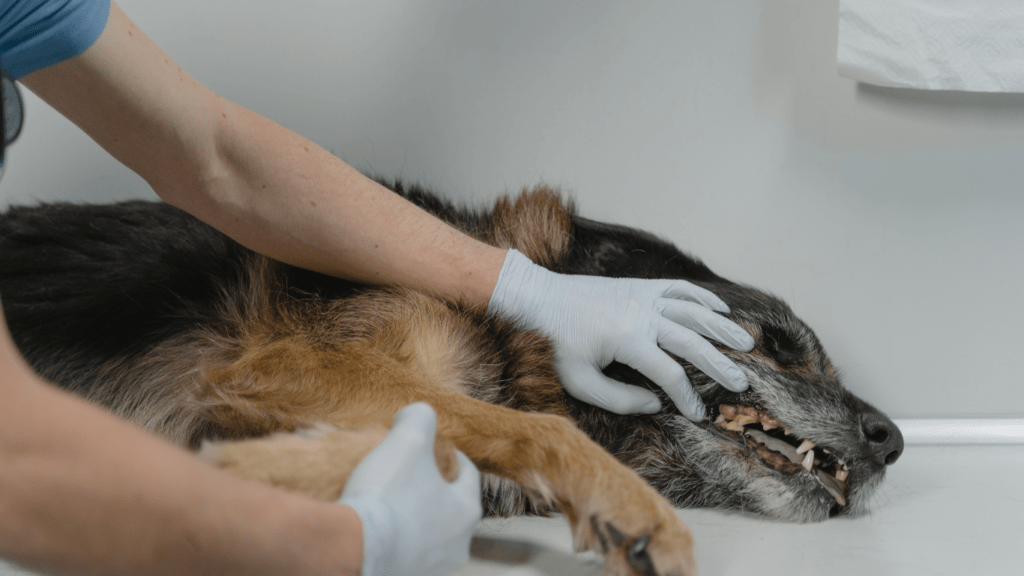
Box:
[488,249,755,420]
[338,403,482,576]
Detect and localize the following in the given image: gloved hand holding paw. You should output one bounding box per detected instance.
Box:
[338,403,482,576]
[488,249,755,421]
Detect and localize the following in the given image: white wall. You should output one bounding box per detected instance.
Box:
[2,0,1022,418]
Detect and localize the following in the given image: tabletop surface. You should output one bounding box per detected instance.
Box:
[1,445,1018,576]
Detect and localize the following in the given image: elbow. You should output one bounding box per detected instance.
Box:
[145,144,223,215]
[149,114,244,222]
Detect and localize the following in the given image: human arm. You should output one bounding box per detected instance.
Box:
[0,307,364,576]
[18,1,751,418]
[18,1,507,305]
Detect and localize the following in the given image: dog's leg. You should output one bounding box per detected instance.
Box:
[201,391,695,576]
[198,423,461,501]
[190,334,468,498]
[189,322,695,574]
[428,393,696,576]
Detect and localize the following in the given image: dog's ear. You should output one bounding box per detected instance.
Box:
[484,187,573,267]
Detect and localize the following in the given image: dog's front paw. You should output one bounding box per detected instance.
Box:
[576,497,696,576]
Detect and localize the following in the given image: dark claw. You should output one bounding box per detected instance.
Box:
[627,535,656,575]
[605,521,625,547]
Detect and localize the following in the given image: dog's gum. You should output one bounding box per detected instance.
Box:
[738,405,760,418]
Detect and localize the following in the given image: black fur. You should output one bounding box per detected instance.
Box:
[0,181,903,522]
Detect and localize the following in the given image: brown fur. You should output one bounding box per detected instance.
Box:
[4,185,900,575]
[183,189,696,575]
[477,186,574,266]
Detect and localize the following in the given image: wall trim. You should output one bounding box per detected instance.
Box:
[894,419,1024,444]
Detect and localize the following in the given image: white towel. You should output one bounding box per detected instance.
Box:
[838,0,1024,92]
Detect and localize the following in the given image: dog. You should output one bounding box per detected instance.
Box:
[0,182,903,576]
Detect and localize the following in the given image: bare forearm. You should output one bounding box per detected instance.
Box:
[180,101,507,305]
[0,323,362,576]
[20,2,507,308]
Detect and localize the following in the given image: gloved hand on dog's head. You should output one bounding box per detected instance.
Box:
[338,403,482,576]
[488,249,755,421]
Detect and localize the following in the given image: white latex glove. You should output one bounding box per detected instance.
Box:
[338,403,482,576]
[488,249,756,421]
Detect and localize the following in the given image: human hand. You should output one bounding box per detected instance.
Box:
[488,249,755,421]
[338,403,482,576]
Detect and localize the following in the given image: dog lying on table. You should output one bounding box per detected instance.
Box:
[0,182,903,576]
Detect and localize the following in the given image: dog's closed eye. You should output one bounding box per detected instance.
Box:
[760,325,802,368]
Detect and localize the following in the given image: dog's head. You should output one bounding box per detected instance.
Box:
[564,216,902,523]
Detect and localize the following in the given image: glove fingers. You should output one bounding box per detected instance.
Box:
[658,299,755,351]
[657,322,749,393]
[451,451,484,526]
[391,402,438,437]
[351,403,437,485]
[662,371,706,422]
[660,280,730,313]
[427,451,482,576]
[618,344,706,420]
[452,450,483,495]
[557,361,663,415]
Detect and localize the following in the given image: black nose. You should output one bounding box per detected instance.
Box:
[860,412,904,467]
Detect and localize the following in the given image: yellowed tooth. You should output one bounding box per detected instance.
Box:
[724,419,746,432]
[802,449,815,471]
[761,415,781,430]
[796,440,816,454]
[734,414,758,426]
[719,404,738,420]
[835,469,849,482]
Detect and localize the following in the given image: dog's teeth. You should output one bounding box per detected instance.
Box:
[714,414,726,425]
[835,468,849,482]
[724,419,746,432]
[719,404,738,420]
[761,415,781,430]
[783,426,794,436]
[734,414,758,426]
[802,450,815,472]
[795,440,816,454]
